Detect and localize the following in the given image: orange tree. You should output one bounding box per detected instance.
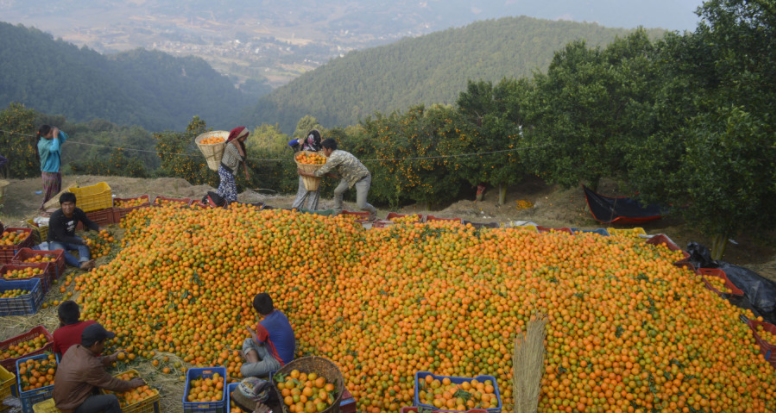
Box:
[359,105,475,208]
[70,148,147,178]
[0,102,38,178]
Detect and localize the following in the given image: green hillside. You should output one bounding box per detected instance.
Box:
[0,22,267,131]
[243,16,664,133]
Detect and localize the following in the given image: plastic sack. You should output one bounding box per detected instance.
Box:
[686,242,776,316]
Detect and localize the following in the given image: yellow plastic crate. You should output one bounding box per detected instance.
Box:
[0,364,15,407]
[26,219,49,244]
[607,227,647,238]
[67,182,113,212]
[101,369,160,413]
[33,399,60,413]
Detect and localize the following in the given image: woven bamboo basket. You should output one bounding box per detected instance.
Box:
[195,131,229,172]
[274,357,344,413]
[295,151,326,191]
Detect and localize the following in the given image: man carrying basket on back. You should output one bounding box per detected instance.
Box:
[297,138,377,221]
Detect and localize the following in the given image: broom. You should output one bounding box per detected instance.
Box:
[513,314,547,413]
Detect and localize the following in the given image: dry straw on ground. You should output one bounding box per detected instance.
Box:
[512,314,547,413]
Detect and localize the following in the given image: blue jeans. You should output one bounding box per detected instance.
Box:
[49,238,90,267]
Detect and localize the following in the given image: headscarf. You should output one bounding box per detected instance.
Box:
[227,126,249,160]
[302,129,322,152]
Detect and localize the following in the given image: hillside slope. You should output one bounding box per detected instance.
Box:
[243,16,665,132]
[0,22,261,131]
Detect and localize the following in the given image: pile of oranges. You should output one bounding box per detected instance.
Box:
[105,371,157,407]
[705,276,732,294]
[0,334,49,359]
[200,136,225,145]
[0,230,27,245]
[3,266,44,280]
[153,198,189,207]
[74,206,776,413]
[277,369,337,413]
[416,375,498,411]
[753,324,776,344]
[389,214,421,223]
[17,353,57,392]
[83,230,115,258]
[515,199,533,210]
[186,373,224,402]
[0,289,29,298]
[20,254,56,263]
[296,152,327,165]
[115,197,149,208]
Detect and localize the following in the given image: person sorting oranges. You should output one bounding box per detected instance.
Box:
[289,129,323,210]
[241,293,296,378]
[48,192,99,270]
[53,300,97,359]
[297,138,377,220]
[53,323,145,413]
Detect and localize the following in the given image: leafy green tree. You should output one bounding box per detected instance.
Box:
[628,0,776,259]
[0,102,38,178]
[156,116,219,187]
[456,78,531,204]
[70,148,147,177]
[522,30,659,191]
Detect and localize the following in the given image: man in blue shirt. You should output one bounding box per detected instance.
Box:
[241,293,296,378]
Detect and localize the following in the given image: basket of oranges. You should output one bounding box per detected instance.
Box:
[183,367,226,412]
[295,151,327,191]
[414,371,502,413]
[102,370,160,413]
[273,356,343,413]
[0,228,34,264]
[196,131,230,172]
[16,352,58,413]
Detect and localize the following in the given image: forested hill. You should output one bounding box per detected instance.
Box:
[0,22,262,131]
[242,16,665,133]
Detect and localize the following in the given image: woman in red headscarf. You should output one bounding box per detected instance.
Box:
[218,127,250,202]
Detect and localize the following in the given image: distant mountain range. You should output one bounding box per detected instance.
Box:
[0,22,265,131]
[242,16,665,133]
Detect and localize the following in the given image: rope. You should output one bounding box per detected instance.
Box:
[0,129,547,164]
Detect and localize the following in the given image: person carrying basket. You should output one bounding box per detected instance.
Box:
[217,127,251,203]
[288,129,323,210]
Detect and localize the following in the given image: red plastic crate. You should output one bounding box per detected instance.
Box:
[112,195,151,223]
[371,220,395,228]
[645,234,690,262]
[0,228,34,265]
[153,196,192,208]
[386,212,425,223]
[699,268,744,297]
[12,248,65,280]
[340,210,371,221]
[426,215,463,224]
[748,319,776,354]
[75,208,115,230]
[537,226,574,235]
[0,263,54,294]
[0,326,54,375]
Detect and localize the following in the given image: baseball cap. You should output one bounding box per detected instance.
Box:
[81,323,116,347]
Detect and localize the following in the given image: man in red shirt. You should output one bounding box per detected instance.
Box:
[53,301,96,358]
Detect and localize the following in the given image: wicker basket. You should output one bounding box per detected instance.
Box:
[195,131,229,172]
[274,357,343,413]
[295,151,325,191]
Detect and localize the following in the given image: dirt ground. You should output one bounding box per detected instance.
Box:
[2,174,775,280]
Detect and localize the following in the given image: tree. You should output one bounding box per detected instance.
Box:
[156,116,219,187]
[628,0,776,259]
[522,30,659,191]
[456,78,531,205]
[0,103,38,178]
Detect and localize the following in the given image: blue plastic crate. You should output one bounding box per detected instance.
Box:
[226,382,244,413]
[16,353,58,413]
[414,371,502,413]
[0,278,44,317]
[183,367,227,413]
[571,228,610,236]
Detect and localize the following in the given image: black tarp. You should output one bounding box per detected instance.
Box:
[583,186,665,224]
